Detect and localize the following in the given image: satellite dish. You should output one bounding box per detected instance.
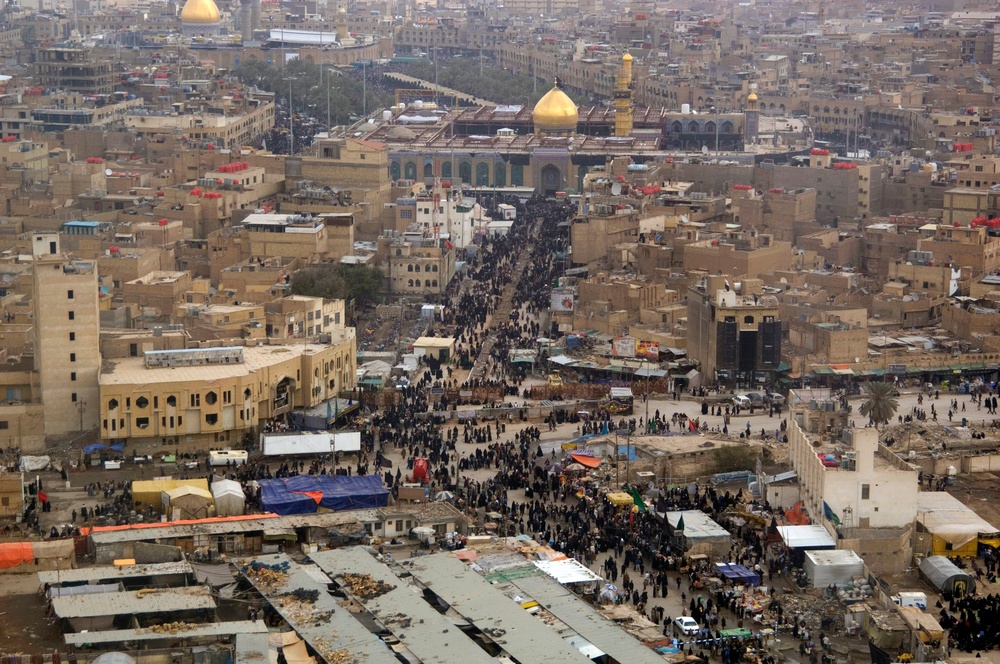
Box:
[105,168,113,176]
[701,145,709,154]
[611,182,622,195]
[855,357,861,363]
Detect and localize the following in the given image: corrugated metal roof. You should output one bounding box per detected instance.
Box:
[62,620,266,645]
[240,554,398,664]
[505,573,667,664]
[403,554,593,664]
[52,586,215,618]
[89,510,381,544]
[235,631,271,662]
[310,548,496,664]
[39,561,194,585]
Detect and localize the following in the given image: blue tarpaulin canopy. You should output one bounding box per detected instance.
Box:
[715,563,761,586]
[259,475,390,515]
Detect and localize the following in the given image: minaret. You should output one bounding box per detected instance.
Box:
[614,52,634,138]
[744,91,759,147]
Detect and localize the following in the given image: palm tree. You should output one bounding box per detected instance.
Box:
[859,381,899,429]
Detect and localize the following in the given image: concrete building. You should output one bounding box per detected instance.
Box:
[98,335,355,451]
[788,417,919,530]
[33,47,114,95]
[683,231,793,280]
[32,233,101,437]
[686,274,782,385]
[918,224,1000,277]
[378,236,455,296]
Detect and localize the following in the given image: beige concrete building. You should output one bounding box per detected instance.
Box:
[264,296,346,339]
[31,233,101,436]
[686,275,782,385]
[378,237,455,296]
[683,231,793,280]
[918,224,1000,276]
[124,96,275,148]
[99,334,355,451]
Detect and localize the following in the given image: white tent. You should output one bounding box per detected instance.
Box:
[211,479,246,517]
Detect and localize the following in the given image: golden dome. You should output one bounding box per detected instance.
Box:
[181,0,220,24]
[623,52,633,62]
[747,92,758,101]
[533,81,578,131]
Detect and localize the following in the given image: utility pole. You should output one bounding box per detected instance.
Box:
[288,76,296,155]
[77,398,86,432]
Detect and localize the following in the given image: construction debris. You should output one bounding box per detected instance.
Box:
[340,572,395,599]
[243,561,290,593]
[143,621,197,634]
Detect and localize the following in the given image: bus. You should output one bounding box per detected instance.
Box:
[607,387,634,415]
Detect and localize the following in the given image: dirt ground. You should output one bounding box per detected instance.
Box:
[0,573,61,655]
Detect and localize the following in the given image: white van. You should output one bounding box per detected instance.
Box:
[892,591,927,610]
[209,450,248,467]
[732,395,751,408]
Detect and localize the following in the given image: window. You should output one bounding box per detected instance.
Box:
[70,372,76,381]
[67,289,76,299]
[68,311,75,320]
[223,390,232,404]
[136,396,148,409]
[136,417,149,429]
[206,413,218,425]
[71,393,77,402]
[69,332,75,341]
[108,399,119,410]
[205,391,218,405]
[70,353,76,362]
[191,394,200,407]
[861,484,870,500]
[0,421,7,430]
[167,395,177,407]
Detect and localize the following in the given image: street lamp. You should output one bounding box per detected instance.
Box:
[615,427,630,487]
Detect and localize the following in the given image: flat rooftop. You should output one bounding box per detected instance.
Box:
[62,620,266,646]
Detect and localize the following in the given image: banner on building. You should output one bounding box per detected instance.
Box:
[612,337,636,358]
[636,340,659,361]
[550,292,575,312]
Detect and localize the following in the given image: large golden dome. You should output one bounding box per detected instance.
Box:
[533,81,578,132]
[181,0,220,23]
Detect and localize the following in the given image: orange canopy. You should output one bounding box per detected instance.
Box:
[294,491,324,505]
[569,454,601,469]
[89,512,279,534]
[0,542,34,569]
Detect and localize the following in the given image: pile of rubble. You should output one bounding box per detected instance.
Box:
[313,637,354,664]
[340,573,395,599]
[277,595,334,627]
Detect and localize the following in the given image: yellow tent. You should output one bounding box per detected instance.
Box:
[133,478,210,509]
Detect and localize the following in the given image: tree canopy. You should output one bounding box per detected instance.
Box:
[399,60,587,108]
[859,382,899,429]
[290,264,383,308]
[231,58,391,127]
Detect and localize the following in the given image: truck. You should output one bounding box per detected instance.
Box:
[892,591,927,610]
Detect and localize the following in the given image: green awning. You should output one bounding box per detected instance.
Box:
[813,368,834,375]
[861,369,885,376]
[776,362,792,372]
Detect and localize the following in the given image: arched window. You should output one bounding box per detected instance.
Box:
[688,120,700,133]
[671,121,683,133]
[167,395,177,407]
[423,162,433,178]
[721,121,734,133]
[511,164,524,186]
[494,161,506,187]
[404,162,417,180]
[414,279,421,287]
[441,161,452,178]
[705,121,717,134]
[743,315,754,324]
[389,162,400,180]
[813,105,820,113]
[408,279,414,287]
[424,264,431,272]
[459,161,472,183]
[432,279,438,287]
[407,264,413,272]
[476,162,490,185]
[244,388,251,399]
[432,264,438,272]
[108,399,119,410]
[136,396,149,409]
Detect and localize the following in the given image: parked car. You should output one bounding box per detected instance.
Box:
[732,395,751,408]
[746,392,764,406]
[764,392,786,406]
[673,616,700,636]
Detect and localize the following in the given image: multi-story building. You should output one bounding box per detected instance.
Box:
[31,233,101,436]
[378,236,455,296]
[34,47,114,95]
[683,231,793,280]
[686,274,782,385]
[264,295,346,339]
[918,224,1000,277]
[124,95,275,149]
[98,334,355,451]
